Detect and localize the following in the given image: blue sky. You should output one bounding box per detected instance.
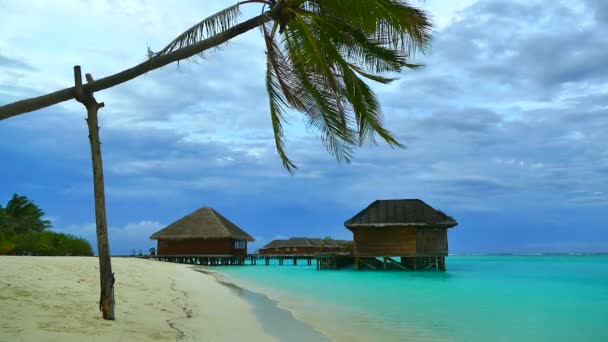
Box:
[1,0,607,255]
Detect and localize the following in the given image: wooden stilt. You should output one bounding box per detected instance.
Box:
[383,257,388,270]
[355,256,360,271]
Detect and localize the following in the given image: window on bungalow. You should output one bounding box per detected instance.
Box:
[234,241,246,249]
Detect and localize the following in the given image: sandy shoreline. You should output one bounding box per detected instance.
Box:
[0,256,279,342]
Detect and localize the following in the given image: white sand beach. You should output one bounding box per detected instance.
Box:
[0,256,278,342]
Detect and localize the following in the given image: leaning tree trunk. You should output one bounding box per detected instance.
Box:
[0,14,271,120]
[74,66,115,320]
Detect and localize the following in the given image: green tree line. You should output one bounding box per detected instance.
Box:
[0,194,93,256]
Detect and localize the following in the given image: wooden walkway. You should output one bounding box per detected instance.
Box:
[139,253,352,269]
[139,254,445,271]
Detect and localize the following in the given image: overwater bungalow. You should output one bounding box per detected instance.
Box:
[258,237,351,255]
[345,199,457,270]
[150,207,254,257]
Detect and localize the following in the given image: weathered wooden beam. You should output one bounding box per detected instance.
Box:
[387,257,409,270]
[358,257,377,270]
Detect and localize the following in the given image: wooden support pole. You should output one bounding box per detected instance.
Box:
[412,257,417,271]
[355,256,360,270]
[383,257,388,270]
[74,66,115,321]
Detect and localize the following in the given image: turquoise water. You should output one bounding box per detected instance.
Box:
[212,256,608,341]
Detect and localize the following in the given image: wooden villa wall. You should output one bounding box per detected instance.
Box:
[416,229,448,255]
[157,238,247,256]
[352,227,417,256]
[258,246,346,255]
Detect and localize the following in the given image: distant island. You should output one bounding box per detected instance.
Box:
[0,194,92,256]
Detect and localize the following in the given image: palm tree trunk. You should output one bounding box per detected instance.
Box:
[0,14,271,120]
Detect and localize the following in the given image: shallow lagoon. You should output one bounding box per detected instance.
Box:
[213,255,608,341]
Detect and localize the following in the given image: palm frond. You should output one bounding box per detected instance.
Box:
[154,3,243,56]
[302,0,432,55]
[266,66,297,172]
[264,22,298,172]
[283,22,357,162]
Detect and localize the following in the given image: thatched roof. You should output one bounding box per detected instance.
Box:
[345,199,457,229]
[262,237,351,249]
[150,207,254,241]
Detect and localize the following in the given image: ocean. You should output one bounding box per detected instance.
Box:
[211,255,608,341]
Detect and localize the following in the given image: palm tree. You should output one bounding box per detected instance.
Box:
[155,0,432,170]
[0,0,432,320]
[2,194,51,234]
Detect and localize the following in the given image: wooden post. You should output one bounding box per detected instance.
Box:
[383,257,388,270]
[293,257,297,266]
[355,256,360,271]
[412,257,417,271]
[439,256,446,271]
[74,66,115,321]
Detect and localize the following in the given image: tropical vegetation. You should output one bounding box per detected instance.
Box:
[0,194,93,256]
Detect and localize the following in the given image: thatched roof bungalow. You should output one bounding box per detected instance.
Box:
[345,199,457,270]
[150,207,254,257]
[258,237,351,255]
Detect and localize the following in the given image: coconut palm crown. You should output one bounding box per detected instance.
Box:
[154,0,432,171]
